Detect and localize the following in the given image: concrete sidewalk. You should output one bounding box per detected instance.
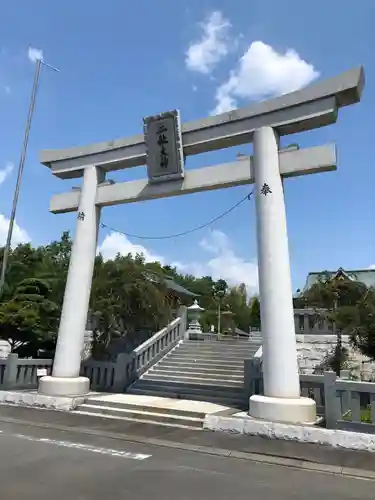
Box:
[1,404,375,475]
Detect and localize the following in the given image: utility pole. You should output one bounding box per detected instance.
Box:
[0,58,59,297]
[212,282,227,336]
[217,299,221,335]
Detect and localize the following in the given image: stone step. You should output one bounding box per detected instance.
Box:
[174,350,258,358]
[141,372,243,386]
[166,353,250,362]
[83,398,206,419]
[150,366,244,377]
[158,360,245,371]
[178,342,260,349]
[76,403,204,428]
[177,344,259,352]
[74,409,201,430]
[158,362,244,372]
[126,386,246,408]
[179,342,258,348]
[132,378,244,394]
[161,362,245,371]
[184,340,256,345]
[162,350,250,363]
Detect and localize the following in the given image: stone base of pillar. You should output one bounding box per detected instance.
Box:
[38,376,90,397]
[249,394,317,425]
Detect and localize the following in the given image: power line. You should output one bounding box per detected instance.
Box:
[100,191,253,241]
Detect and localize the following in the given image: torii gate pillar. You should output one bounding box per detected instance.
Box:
[250,126,314,422]
[39,165,104,397]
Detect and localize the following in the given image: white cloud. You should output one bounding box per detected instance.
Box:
[98,229,258,294]
[211,41,319,114]
[28,47,43,63]
[368,264,375,270]
[0,214,31,247]
[0,162,14,186]
[98,232,164,264]
[185,11,232,74]
[174,230,258,295]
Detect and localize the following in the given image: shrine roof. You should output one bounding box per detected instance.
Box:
[303,268,375,291]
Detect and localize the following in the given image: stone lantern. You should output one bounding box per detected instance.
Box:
[186,300,204,339]
[221,308,235,336]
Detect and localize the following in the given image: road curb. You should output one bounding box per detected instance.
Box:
[0,413,374,480]
[204,413,375,453]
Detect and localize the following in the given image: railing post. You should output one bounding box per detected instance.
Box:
[340,369,350,380]
[244,358,262,400]
[3,353,19,390]
[112,353,130,392]
[324,371,339,429]
[177,305,188,339]
[339,370,351,416]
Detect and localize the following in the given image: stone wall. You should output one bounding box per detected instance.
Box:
[296,334,375,380]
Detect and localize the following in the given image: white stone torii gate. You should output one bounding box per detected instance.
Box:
[38,66,364,424]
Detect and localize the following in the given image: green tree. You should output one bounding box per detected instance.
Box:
[36,231,73,307]
[0,232,264,356]
[349,288,375,360]
[249,296,261,329]
[224,284,252,332]
[0,243,45,301]
[302,271,370,373]
[90,253,172,359]
[0,232,72,307]
[0,278,59,356]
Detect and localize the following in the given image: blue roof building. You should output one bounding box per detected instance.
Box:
[303,267,375,292]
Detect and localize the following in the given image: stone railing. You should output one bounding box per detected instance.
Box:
[0,354,53,390]
[0,310,186,393]
[132,316,183,376]
[81,359,117,391]
[82,308,186,392]
[245,358,375,432]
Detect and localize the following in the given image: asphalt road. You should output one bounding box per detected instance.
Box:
[0,421,374,499]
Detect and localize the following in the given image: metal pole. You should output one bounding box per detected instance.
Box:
[0,59,45,297]
[217,300,221,335]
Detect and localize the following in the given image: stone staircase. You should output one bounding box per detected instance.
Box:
[126,339,261,408]
[75,395,207,429]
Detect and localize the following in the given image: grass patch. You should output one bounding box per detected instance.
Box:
[342,406,372,423]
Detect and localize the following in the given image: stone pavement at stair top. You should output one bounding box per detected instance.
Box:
[0,390,233,416]
[85,393,232,414]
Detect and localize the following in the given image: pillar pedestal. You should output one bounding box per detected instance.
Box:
[39,165,104,397]
[250,395,316,424]
[38,376,90,397]
[249,126,316,424]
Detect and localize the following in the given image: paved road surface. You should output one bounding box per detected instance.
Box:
[0,420,374,499]
[2,404,375,471]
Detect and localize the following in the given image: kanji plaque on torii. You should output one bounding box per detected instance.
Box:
[143,109,184,183]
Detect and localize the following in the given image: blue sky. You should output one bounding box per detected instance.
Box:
[0,0,374,294]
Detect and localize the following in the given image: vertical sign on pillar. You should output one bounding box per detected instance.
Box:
[143,109,185,184]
